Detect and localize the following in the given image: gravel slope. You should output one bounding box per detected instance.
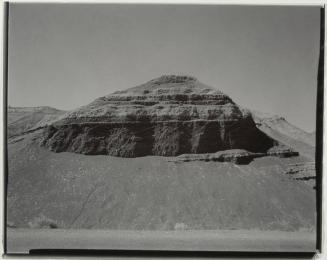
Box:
[7,130,316,231]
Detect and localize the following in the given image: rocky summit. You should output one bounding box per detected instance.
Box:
[41,75,292,157]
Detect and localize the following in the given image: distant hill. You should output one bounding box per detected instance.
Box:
[7,106,66,138]
[308,131,316,144]
[251,111,316,160]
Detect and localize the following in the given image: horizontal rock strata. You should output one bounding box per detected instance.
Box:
[170,146,299,165]
[41,75,296,158]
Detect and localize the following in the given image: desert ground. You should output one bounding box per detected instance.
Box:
[7,228,316,254]
[7,128,316,253]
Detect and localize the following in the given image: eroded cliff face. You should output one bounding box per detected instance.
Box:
[41,75,284,157]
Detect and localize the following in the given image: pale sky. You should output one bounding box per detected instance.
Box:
[8,4,321,132]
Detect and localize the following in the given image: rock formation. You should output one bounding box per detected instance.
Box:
[7,76,315,232]
[41,75,294,158]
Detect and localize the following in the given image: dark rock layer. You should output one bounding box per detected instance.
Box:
[41,119,277,157]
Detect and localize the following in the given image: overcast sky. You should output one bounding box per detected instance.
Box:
[8,4,320,132]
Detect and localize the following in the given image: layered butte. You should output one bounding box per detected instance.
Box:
[41,75,293,157]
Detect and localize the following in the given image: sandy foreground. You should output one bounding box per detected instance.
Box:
[7,228,316,254]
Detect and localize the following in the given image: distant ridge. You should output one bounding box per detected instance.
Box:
[8,106,66,138]
[251,110,315,160]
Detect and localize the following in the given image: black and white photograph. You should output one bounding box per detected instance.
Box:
[4,3,323,255]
